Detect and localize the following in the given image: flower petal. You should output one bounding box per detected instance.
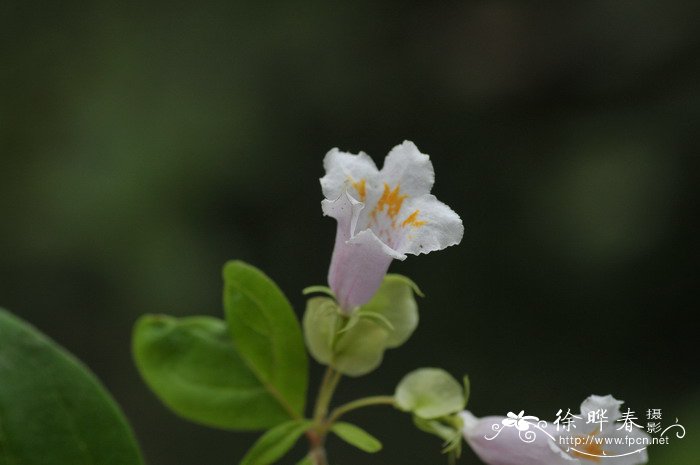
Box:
[580,394,624,423]
[380,141,435,197]
[321,148,378,201]
[394,194,464,255]
[461,411,578,465]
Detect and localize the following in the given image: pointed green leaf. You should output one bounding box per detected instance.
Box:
[240,420,311,465]
[133,314,293,430]
[0,308,144,465]
[223,260,308,418]
[331,422,383,453]
[395,368,466,419]
[360,274,419,348]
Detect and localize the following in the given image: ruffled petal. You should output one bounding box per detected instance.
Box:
[393,194,464,255]
[580,394,624,423]
[381,141,435,197]
[320,148,379,201]
[461,411,578,465]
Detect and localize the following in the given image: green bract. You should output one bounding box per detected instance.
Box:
[302,274,420,377]
[360,274,421,348]
[0,309,144,465]
[395,368,466,419]
[133,315,293,429]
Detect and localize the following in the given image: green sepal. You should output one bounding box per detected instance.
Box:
[332,318,389,376]
[302,285,336,298]
[413,414,464,459]
[359,274,420,348]
[302,274,421,377]
[303,298,389,377]
[303,297,341,365]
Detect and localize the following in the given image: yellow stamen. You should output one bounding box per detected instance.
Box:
[570,430,605,463]
[351,178,366,201]
[401,209,427,228]
[374,183,407,220]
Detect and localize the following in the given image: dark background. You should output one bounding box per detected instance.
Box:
[1,1,698,464]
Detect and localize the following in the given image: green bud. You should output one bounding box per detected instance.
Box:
[395,368,466,419]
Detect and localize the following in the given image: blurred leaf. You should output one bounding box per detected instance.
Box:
[331,422,383,453]
[360,274,419,348]
[240,419,312,465]
[223,260,308,418]
[0,308,144,465]
[395,368,465,419]
[133,314,292,430]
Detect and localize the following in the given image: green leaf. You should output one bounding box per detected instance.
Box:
[133,314,293,430]
[240,419,311,465]
[331,422,383,453]
[0,308,144,465]
[223,260,308,418]
[360,274,419,348]
[395,368,466,419]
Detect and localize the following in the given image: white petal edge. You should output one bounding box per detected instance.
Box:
[381,140,435,197]
[580,394,624,423]
[395,194,464,256]
[320,148,378,200]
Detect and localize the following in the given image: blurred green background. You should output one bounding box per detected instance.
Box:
[1,1,697,464]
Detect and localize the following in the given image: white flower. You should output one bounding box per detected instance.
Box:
[461,411,575,465]
[320,141,463,312]
[461,395,650,465]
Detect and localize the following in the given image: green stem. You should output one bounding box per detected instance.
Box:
[308,367,343,465]
[326,395,396,426]
[312,367,342,424]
